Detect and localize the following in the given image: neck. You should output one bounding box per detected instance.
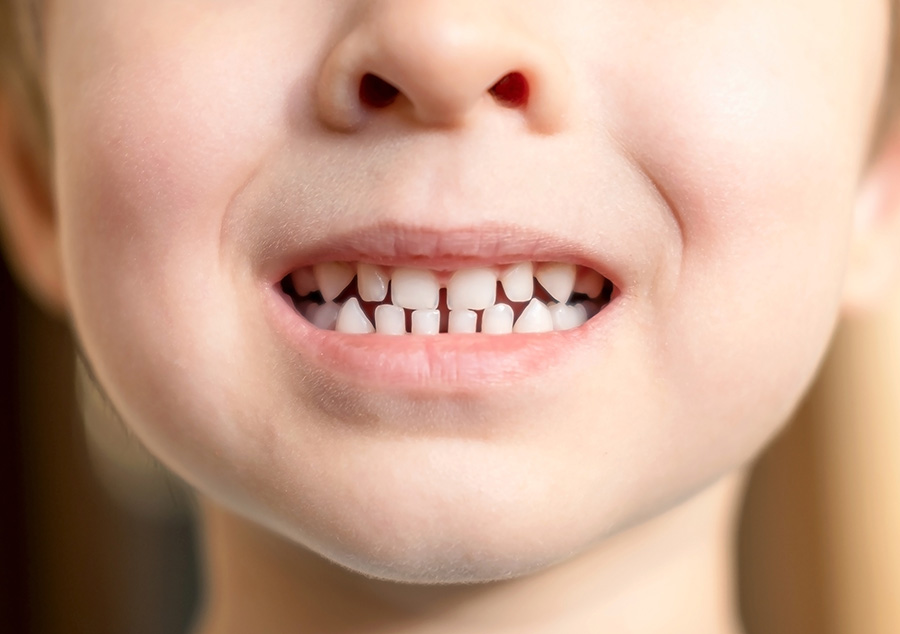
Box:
[193,473,747,634]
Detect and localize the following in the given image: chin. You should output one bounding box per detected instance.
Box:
[307,521,581,586]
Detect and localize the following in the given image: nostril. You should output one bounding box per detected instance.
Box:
[489,72,529,108]
[359,73,401,108]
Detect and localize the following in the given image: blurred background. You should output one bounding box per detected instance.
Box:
[2,257,900,633]
[0,264,199,634]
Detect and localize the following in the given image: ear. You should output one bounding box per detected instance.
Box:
[843,124,900,315]
[0,88,66,314]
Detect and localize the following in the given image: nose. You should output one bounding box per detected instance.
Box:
[316,0,572,134]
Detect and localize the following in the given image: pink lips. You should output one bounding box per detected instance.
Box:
[260,223,623,392]
[259,223,622,286]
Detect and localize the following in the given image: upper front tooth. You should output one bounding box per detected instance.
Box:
[513,299,553,333]
[314,262,356,302]
[500,262,534,302]
[336,297,375,334]
[447,267,497,310]
[535,263,576,303]
[358,263,389,302]
[391,268,440,310]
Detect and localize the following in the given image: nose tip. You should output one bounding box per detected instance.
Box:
[316,0,572,134]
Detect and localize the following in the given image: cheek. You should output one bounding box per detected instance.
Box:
[47,8,307,476]
[601,3,885,442]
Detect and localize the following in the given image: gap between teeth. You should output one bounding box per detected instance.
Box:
[287,262,611,335]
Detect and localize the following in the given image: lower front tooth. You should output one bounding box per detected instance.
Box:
[336,297,375,334]
[514,299,553,333]
[375,304,406,335]
[412,309,440,335]
[448,309,477,334]
[550,303,588,331]
[482,303,514,334]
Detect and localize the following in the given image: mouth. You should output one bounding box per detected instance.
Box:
[280,261,614,335]
[262,224,624,391]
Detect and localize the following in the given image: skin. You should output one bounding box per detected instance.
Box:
[2,0,900,632]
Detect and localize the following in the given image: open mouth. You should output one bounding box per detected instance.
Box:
[280,261,615,335]
[261,224,627,389]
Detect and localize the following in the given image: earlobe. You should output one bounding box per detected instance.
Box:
[842,125,900,315]
[0,89,66,315]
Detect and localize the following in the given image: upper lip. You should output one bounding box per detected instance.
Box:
[259,221,625,291]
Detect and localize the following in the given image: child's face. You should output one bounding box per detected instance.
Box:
[44,0,886,581]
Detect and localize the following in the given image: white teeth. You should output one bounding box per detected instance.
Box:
[447,267,497,310]
[448,309,477,334]
[412,309,440,335]
[535,263,576,303]
[391,268,440,310]
[499,262,534,302]
[374,304,406,335]
[314,262,356,302]
[298,261,606,334]
[550,303,588,331]
[358,263,389,302]
[291,268,318,296]
[308,301,340,330]
[335,297,374,334]
[574,269,605,299]
[514,299,553,333]
[482,303,514,334]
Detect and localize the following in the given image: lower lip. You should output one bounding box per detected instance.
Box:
[263,287,618,393]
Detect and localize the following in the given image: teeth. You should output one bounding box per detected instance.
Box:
[391,268,440,310]
[314,262,356,302]
[535,263,576,303]
[308,301,340,330]
[335,297,375,334]
[296,260,607,335]
[448,309,477,334]
[291,268,318,296]
[550,303,588,331]
[499,262,534,302]
[447,267,497,310]
[374,304,406,335]
[482,303,514,334]
[574,268,605,299]
[412,309,440,335]
[358,263,389,302]
[513,299,553,333]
